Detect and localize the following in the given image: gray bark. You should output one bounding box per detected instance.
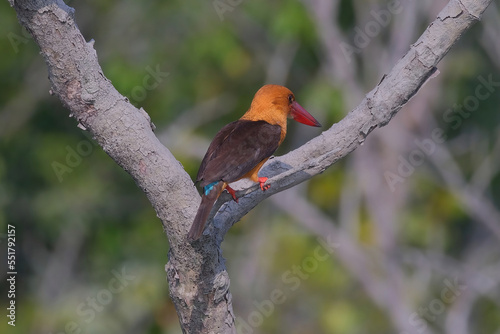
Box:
[9,0,491,332]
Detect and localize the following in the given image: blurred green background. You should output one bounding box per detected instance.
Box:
[1,0,500,333]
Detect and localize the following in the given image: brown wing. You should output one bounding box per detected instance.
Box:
[197,120,281,187]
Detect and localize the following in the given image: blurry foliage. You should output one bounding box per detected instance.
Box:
[1,0,500,333]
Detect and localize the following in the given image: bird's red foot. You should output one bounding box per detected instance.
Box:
[225,185,238,203]
[258,177,270,191]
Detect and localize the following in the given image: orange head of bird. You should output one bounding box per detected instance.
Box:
[242,85,322,127]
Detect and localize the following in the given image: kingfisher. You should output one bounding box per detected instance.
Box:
[188,85,321,240]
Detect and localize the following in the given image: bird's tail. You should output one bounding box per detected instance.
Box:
[188,181,225,241]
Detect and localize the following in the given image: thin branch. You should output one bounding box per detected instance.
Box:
[302,0,364,108]
[271,189,421,334]
[428,140,500,239]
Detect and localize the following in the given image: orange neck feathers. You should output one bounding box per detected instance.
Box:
[240,85,294,144]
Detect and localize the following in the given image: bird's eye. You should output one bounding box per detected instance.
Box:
[288,94,294,104]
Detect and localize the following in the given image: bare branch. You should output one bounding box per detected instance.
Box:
[211,0,493,242]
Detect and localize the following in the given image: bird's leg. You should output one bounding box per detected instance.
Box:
[258,177,270,191]
[225,185,238,203]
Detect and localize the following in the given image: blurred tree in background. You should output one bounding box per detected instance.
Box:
[1,0,499,333]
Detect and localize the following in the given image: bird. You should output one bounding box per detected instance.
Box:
[187,85,321,241]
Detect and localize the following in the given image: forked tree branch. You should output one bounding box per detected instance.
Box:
[9,0,491,332]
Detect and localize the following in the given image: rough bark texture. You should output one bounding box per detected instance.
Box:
[9,0,491,333]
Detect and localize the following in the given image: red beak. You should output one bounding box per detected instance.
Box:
[290,101,321,127]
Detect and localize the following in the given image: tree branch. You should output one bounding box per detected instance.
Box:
[212,0,492,241]
[9,0,491,332]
